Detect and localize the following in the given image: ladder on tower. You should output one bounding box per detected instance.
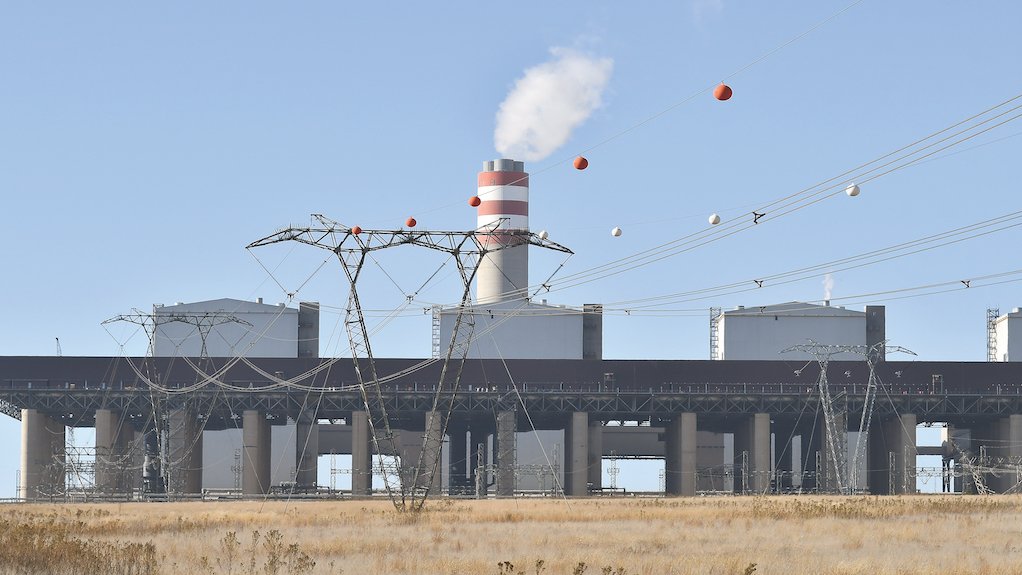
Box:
[987,308,1000,361]
[709,307,722,360]
[431,305,442,359]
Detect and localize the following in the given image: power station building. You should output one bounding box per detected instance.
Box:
[714,302,886,360]
[6,158,1022,501]
[153,298,320,359]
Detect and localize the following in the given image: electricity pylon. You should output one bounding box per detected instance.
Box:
[247,213,571,511]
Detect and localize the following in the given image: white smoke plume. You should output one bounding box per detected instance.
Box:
[494,47,613,162]
[823,273,834,301]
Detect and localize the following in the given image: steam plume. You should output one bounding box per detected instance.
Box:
[823,273,834,301]
[494,47,613,162]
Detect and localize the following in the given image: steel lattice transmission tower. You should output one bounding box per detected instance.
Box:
[782,340,915,493]
[247,213,572,511]
[103,308,253,359]
[101,309,251,494]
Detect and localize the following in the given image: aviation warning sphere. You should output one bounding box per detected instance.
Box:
[845,183,860,197]
[405,217,417,228]
[708,213,721,225]
[537,230,549,240]
[469,196,481,207]
[611,226,622,237]
[573,156,589,170]
[713,83,733,101]
[351,225,363,235]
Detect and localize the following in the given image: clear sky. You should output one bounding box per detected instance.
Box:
[1,1,1020,497]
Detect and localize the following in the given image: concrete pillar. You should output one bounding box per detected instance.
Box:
[798,424,822,492]
[974,415,1022,493]
[20,409,65,500]
[127,429,145,492]
[242,410,270,495]
[495,411,516,496]
[665,413,697,496]
[419,411,444,494]
[351,411,372,496]
[772,423,796,492]
[564,412,589,496]
[448,423,468,495]
[95,409,133,494]
[867,414,916,494]
[295,414,319,488]
[818,412,847,492]
[733,414,770,494]
[949,427,969,493]
[167,407,203,495]
[587,421,603,491]
[992,415,1022,493]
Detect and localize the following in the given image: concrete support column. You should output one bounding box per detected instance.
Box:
[129,429,145,491]
[448,422,468,495]
[867,414,916,494]
[420,411,444,494]
[733,414,770,494]
[665,413,697,496]
[564,412,589,496]
[974,415,1022,493]
[799,425,821,492]
[495,411,516,497]
[242,410,270,495]
[351,411,372,497]
[818,412,847,492]
[948,427,969,493]
[20,409,65,500]
[95,409,132,494]
[772,424,796,493]
[587,421,603,491]
[167,407,203,495]
[295,414,319,488]
[1000,415,1022,493]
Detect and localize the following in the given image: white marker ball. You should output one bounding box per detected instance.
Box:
[708,213,721,225]
[537,230,549,240]
[846,183,860,197]
[611,227,622,237]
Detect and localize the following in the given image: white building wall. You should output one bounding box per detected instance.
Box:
[153,298,298,358]
[439,301,583,360]
[201,425,298,490]
[994,310,1022,361]
[719,303,866,361]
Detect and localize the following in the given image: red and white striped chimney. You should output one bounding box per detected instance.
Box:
[476,159,529,304]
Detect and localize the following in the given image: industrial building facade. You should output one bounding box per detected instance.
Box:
[5,356,1022,500]
[4,157,1022,501]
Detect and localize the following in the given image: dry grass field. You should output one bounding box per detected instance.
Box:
[1,495,1021,575]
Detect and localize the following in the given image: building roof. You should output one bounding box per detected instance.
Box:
[721,301,864,318]
[155,298,297,314]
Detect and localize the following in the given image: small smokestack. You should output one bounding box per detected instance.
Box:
[476,159,529,304]
[824,300,831,307]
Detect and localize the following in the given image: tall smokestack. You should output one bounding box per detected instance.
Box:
[476,159,529,304]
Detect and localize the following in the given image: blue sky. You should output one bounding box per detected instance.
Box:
[1,1,1020,496]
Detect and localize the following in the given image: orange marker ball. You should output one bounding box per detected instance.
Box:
[573,156,589,170]
[713,83,732,101]
[405,217,417,228]
[351,225,362,235]
[469,196,481,207]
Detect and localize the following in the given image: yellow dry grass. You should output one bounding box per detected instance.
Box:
[2,495,1021,574]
